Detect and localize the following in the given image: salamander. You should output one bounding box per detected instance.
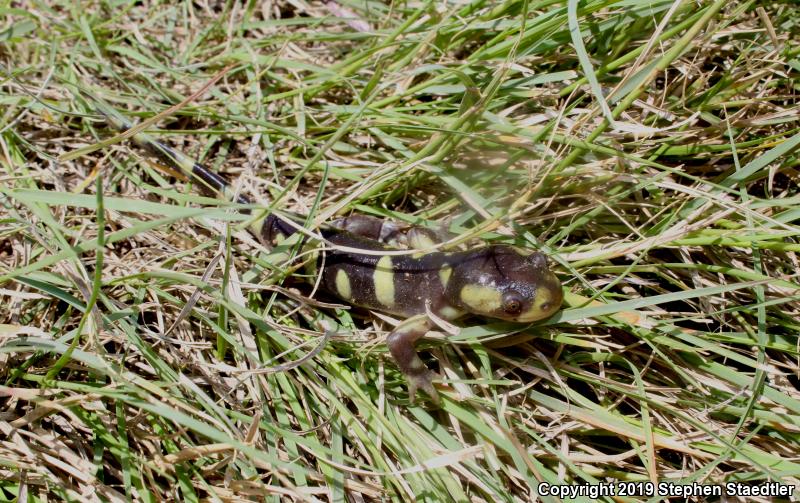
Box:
[85,94,564,403]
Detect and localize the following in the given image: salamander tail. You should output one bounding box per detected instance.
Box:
[80,88,251,205]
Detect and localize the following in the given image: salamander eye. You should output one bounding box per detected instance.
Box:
[502,293,523,315]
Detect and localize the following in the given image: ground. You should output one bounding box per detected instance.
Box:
[1,1,799,501]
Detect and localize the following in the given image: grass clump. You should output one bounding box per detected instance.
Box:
[1,0,799,501]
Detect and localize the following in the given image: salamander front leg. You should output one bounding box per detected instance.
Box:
[386,315,440,404]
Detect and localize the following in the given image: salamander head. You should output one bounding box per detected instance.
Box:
[448,246,563,323]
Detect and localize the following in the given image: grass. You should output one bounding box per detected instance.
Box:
[1,0,799,501]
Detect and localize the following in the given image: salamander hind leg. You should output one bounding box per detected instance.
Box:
[386,315,439,404]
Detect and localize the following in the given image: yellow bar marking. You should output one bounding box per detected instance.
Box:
[335,269,352,300]
[460,284,502,314]
[438,266,452,288]
[373,256,395,308]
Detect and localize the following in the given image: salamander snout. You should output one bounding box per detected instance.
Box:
[510,266,563,322]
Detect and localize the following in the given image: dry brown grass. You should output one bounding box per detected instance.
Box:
[1,0,799,501]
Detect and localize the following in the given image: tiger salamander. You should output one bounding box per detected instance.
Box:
[87,96,564,402]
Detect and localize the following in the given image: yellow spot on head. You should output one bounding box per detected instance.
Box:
[373,256,395,308]
[335,269,351,300]
[460,284,502,315]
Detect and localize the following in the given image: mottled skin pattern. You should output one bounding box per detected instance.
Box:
[90,95,564,403]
